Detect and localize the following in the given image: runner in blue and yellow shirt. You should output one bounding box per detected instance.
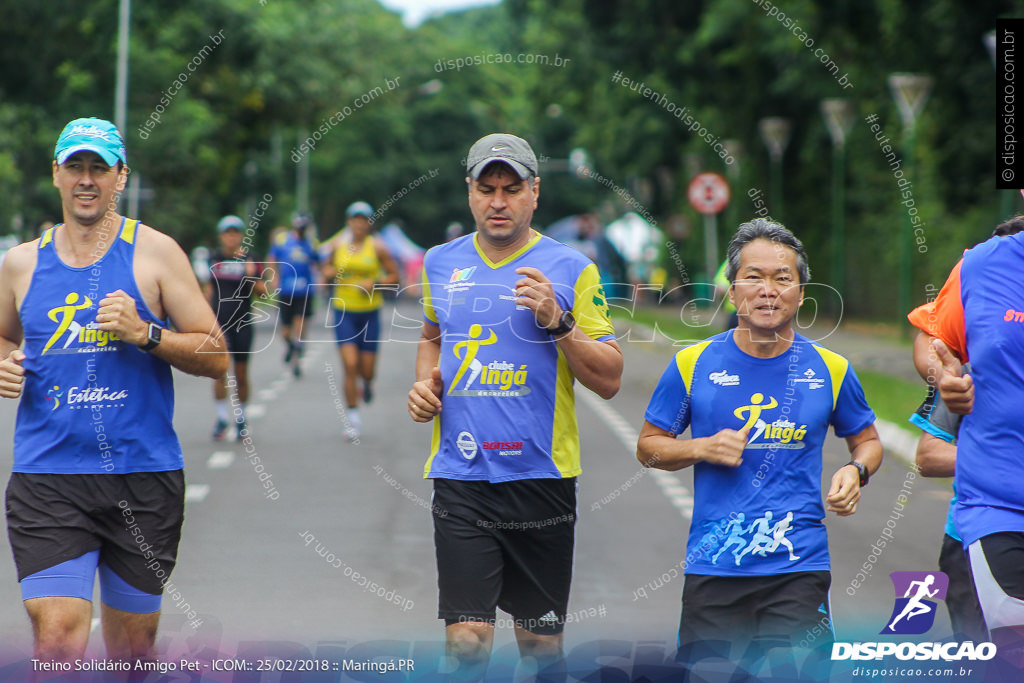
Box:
[407,133,622,679]
[637,219,881,668]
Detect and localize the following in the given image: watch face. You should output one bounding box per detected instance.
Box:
[150,324,162,343]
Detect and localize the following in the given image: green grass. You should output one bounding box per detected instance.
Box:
[611,306,721,345]
[613,307,923,427]
[855,369,923,429]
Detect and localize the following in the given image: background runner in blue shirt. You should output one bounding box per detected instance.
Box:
[268,213,320,377]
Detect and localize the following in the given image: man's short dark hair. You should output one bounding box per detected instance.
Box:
[993,215,1024,237]
[473,160,536,187]
[725,218,810,285]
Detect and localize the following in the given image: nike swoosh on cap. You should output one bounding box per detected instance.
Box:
[491,146,508,152]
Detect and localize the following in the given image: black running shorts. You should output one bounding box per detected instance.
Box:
[432,477,577,636]
[677,570,832,658]
[6,471,186,595]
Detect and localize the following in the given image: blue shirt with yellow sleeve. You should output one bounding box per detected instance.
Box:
[420,231,615,483]
[644,331,875,576]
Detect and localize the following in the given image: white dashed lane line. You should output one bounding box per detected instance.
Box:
[206,451,235,469]
[577,390,695,519]
[191,345,326,502]
[184,484,210,503]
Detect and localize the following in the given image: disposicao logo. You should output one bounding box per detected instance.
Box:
[831,570,996,664]
[881,571,948,635]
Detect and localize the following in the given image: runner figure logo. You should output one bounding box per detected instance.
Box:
[881,571,949,635]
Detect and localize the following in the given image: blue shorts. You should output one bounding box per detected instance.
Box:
[21,551,162,613]
[332,308,381,352]
[6,471,185,613]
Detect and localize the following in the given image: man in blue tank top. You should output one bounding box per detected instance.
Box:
[0,118,228,665]
[407,134,623,680]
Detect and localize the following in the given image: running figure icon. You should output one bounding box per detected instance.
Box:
[736,511,775,565]
[764,511,800,561]
[889,574,939,631]
[734,510,801,565]
[711,513,747,565]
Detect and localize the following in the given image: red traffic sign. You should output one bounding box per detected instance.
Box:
[687,172,731,216]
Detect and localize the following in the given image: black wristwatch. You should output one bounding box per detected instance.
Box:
[549,310,575,337]
[139,323,163,352]
[846,460,869,487]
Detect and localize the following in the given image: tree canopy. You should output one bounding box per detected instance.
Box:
[0,0,1018,317]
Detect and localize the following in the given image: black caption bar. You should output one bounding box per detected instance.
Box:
[997,19,1024,189]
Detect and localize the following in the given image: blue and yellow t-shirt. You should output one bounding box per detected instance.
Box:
[644,330,875,577]
[421,231,615,483]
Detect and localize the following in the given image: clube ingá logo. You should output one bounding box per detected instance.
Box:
[881,570,949,635]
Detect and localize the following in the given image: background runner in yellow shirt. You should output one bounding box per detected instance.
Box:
[321,201,399,441]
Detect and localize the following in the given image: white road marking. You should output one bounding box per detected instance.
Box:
[257,389,277,401]
[246,404,267,419]
[184,484,210,502]
[90,617,100,633]
[207,451,235,469]
[577,390,694,518]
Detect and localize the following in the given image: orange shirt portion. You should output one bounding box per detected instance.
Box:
[906,258,967,362]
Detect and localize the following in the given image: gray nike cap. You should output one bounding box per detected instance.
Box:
[466,133,538,180]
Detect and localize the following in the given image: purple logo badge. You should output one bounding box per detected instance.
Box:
[881,571,949,635]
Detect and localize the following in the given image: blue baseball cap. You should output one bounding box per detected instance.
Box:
[346,201,374,218]
[54,118,127,167]
[217,215,245,232]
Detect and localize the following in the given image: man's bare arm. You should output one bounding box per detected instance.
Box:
[100,228,227,379]
[0,244,30,397]
[915,432,956,478]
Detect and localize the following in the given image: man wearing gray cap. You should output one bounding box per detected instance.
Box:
[408,134,623,679]
[0,117,227,664]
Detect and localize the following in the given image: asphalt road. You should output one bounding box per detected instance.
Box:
[0,300,966,681]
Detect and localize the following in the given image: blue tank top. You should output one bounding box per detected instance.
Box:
[14,219,183,474]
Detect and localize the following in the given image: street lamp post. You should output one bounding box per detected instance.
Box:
[721,139,743,232]
[888,73,933,334]
[821,99,855,317]
[115,0,139,216]
[296,129,310,214]
[758,117,791,219]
